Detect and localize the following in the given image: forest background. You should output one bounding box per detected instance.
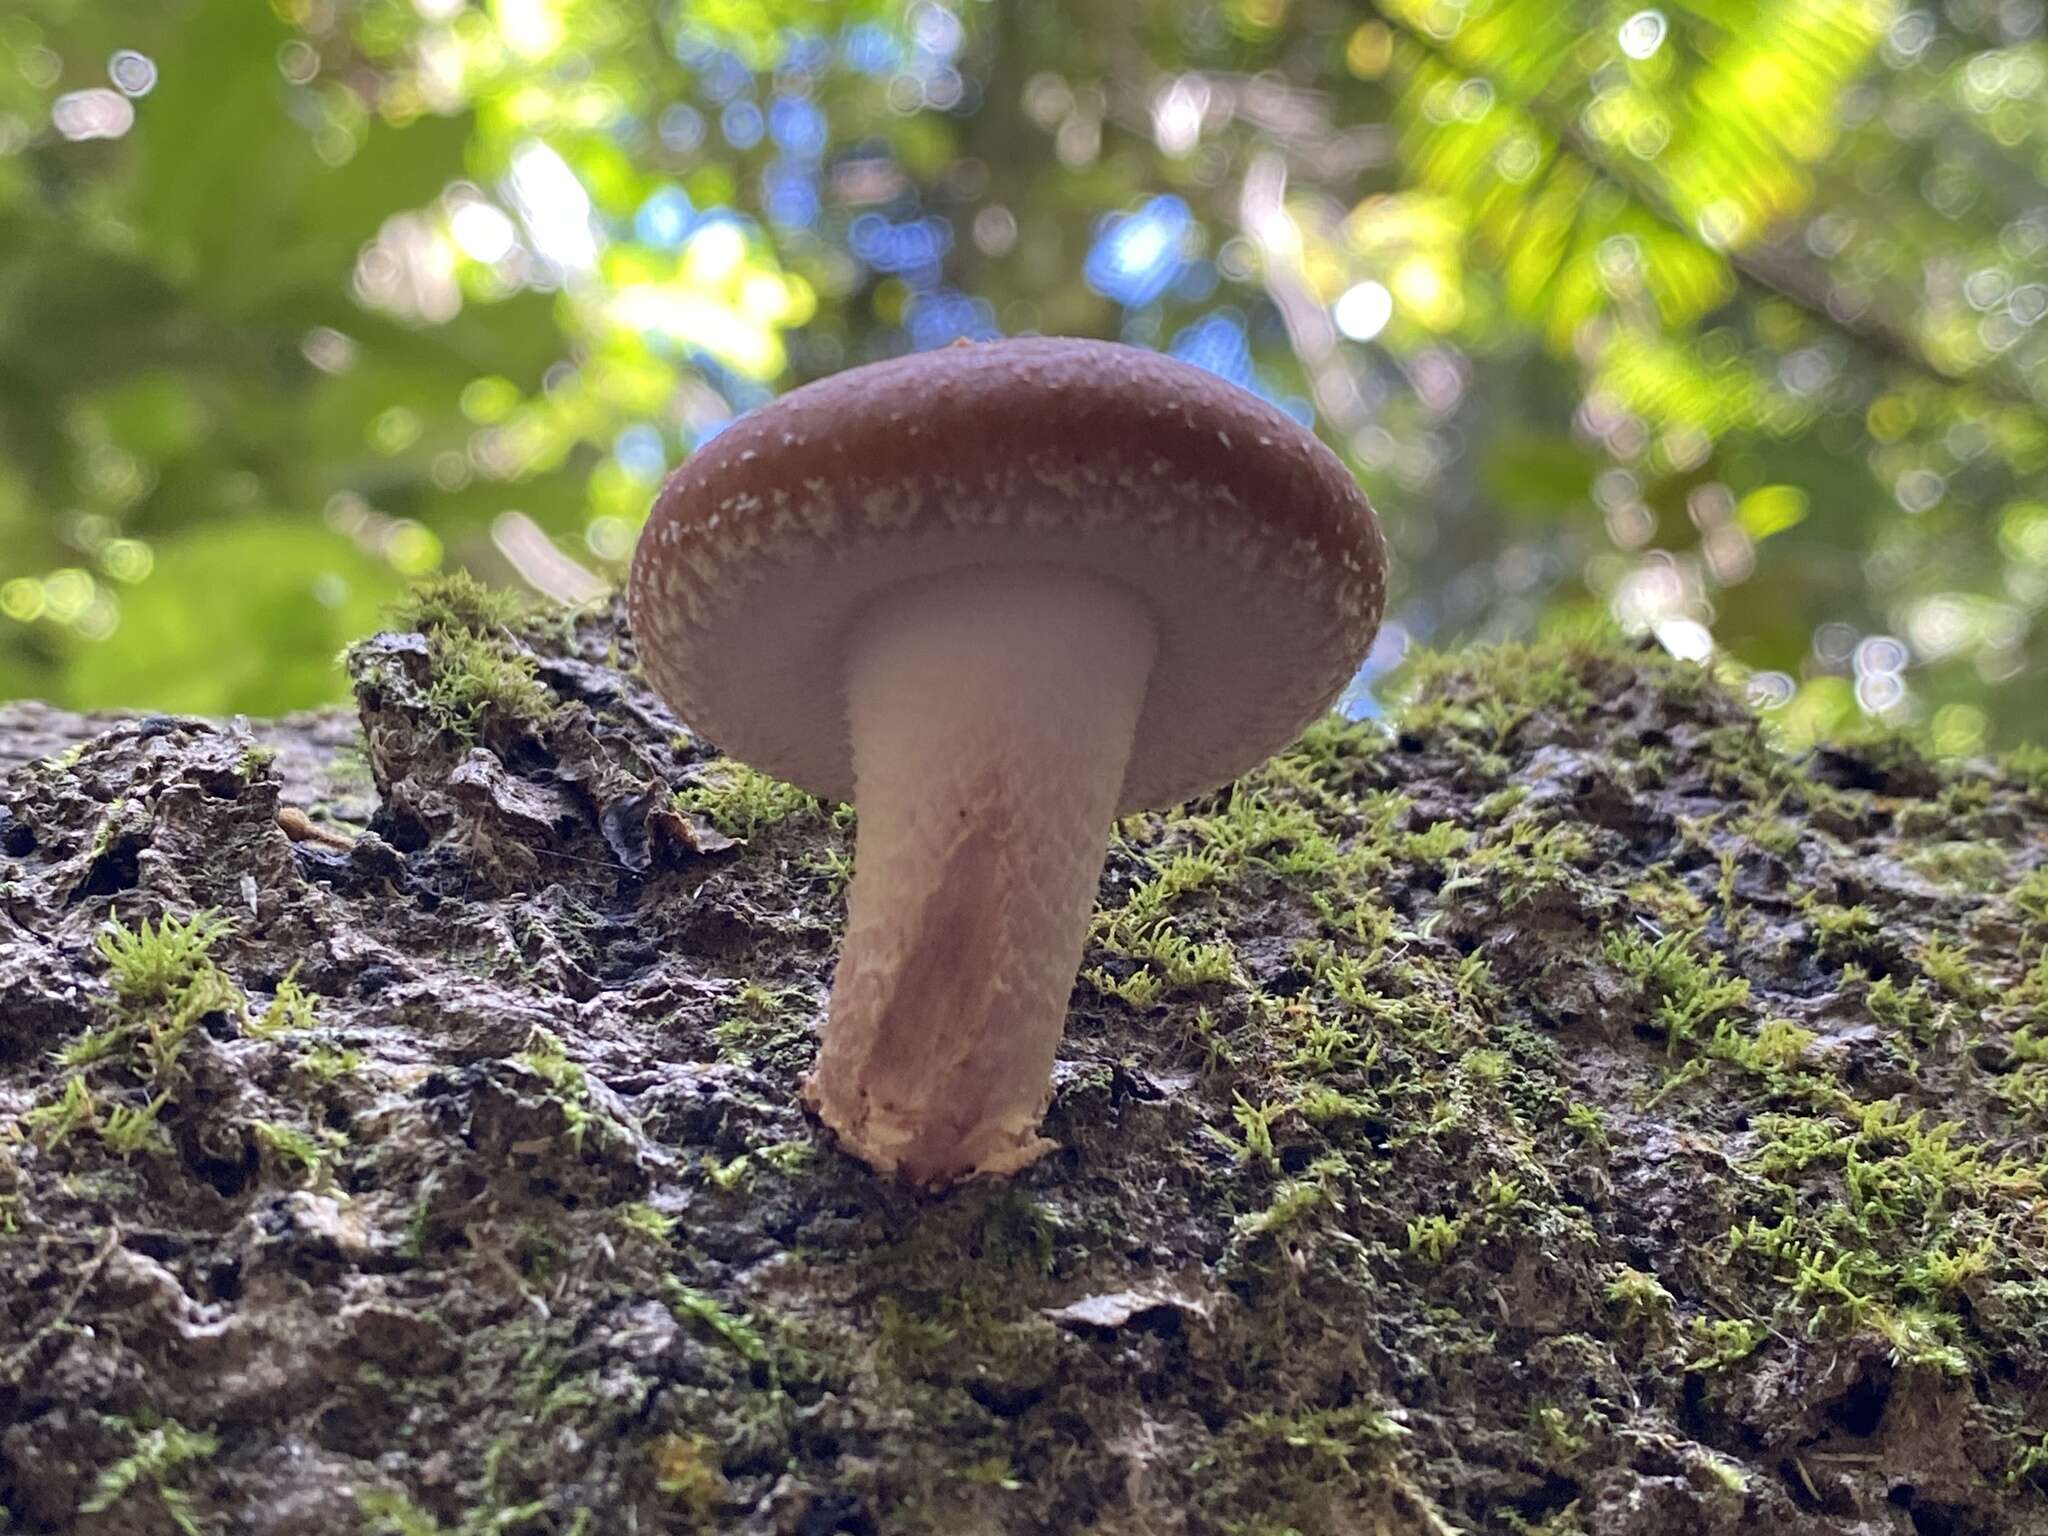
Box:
[2,0,2045,752]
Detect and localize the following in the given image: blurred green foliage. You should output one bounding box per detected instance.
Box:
[1,0,2044,751]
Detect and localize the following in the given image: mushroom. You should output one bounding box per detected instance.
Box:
[628,338,1386,1186]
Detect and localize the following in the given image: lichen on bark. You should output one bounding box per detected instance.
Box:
[3,592,2046,1536]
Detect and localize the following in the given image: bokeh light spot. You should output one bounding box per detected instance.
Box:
[451,200,518,263]
[385,521,443,575]
[53,89,135,141]
[1618,10,1667,61]
[506,140,597,273]
[635,186,695,248]
[1168,311,1254,391]
[1,579,45,624]
[1346,22,1394,79]
[1334,280,1394,341]
[100,539,154,584]
[108,50,157,96]
[1084,195,1193,308]
[1930,703,1988,756]
[721,99,764,150]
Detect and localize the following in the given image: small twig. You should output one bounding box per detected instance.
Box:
[276,806,357,851]
[2,1225,121,1383]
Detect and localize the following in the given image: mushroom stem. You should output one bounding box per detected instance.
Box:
[803,564,1157,1185]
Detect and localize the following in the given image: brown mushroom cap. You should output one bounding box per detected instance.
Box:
[628,337,1387,812]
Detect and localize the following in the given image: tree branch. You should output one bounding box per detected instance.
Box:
[1380,7,2047,423]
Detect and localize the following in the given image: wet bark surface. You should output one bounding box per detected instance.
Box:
[3,588,2047,1535]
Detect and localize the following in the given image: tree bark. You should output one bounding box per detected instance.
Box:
[3,600,2045,1536]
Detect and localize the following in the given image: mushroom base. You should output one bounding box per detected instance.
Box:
[803,564,1158,1186]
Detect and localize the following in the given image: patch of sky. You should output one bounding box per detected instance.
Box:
[1171,260,1220,305]
[1337,624,1410,720]
[842,23,902,74]
[778,30,831,74]
[721,100,764,150]
[769,95,828,157]
[681,370,775,450]
[1119,311,1165,349]
[1084,196,1194,309]
[762,160,820,229]
[657,104,705,154]
[906,288,998,350]
[909,3,964,60]
[1167,309,1253,391]
[697,49,752,103]
[849,213,953,283]
[635,186,695,248]
[613,425,667,480]
[718,372,775,417]
[672,27,715,66]
[506,141,597,273]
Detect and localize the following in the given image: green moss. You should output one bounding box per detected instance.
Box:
[1401,641,1593,724]
[371,573,558,742]
[675,760,820,838]
[81,1417,218,1535]
[1686,1315,1766,1371]
[796,844,855,894]
[1406,1213,1465,1263]
[1095,917,1239,991]
[713,982,814,1070]
[1804,899,1885,969]
[253,1119,339,1184]
[2014,866,2048,926]
[618,1202,676,1245]
[1866,973,1942,1038]
[358,1486,448,1535]
[1909,839,2009,890]
[96,909,233,1011]
[1476,785,1530,822]
[299,1043,363,1083]
[1563,1101,1610,1150]
[648,1433,727,1527]
[754,1140,817,1176]
[389,570,534,637]
[1190,1401,1413,1534]
[56,1026,124,1070]
[1081,963,1163,1010]
[518,1028,599,1151]
[2010,1431,2048,1485]
[99,1094,172,1159]
[236,743,278,778]
[1446,820,1594,911]
[423,626,553,741]
[1209,1094,1286,1168]
[1602,924,1751,1052]
[1918,936,1988,1004]
[1400,819,1474,867]
[22,1074,95,1149]
[1605,1265,1675,1327]
[31,912,253,1158]
[2002,742,2048,806]
[664,1279,770,1366]
[245,968,320,1038]
[1738,804,1803,859]
[1236,1154,1349,1239]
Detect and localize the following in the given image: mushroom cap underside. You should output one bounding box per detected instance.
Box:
[628,337,1387,811]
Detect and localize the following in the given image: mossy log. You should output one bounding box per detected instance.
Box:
[4,591,2047,1536]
